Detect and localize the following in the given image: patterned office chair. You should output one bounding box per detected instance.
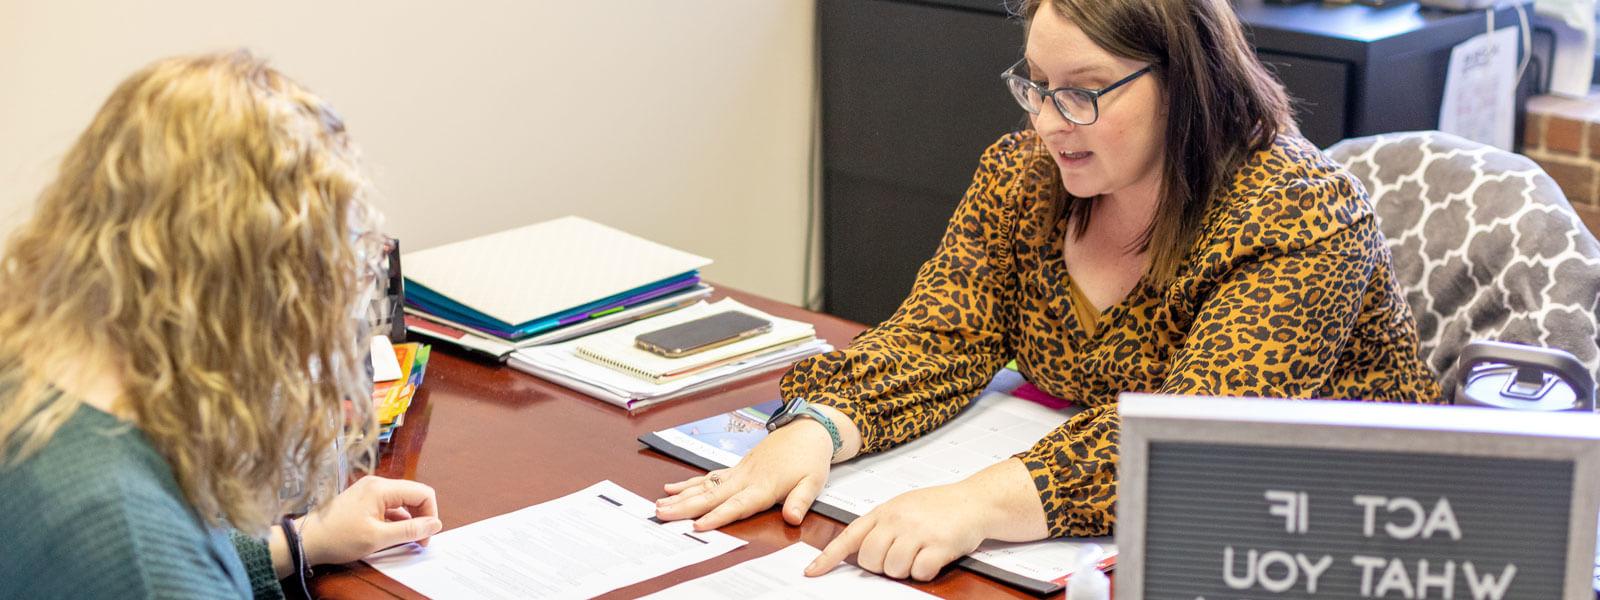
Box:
[1325,131,1600,400]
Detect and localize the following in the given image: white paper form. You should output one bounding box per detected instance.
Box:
[1439,24,1519,150]
[651,390,1115,591]
[364,480,746,600]
[641,543,936,599]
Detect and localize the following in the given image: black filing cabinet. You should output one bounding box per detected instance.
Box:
[820,0,1534,325]
[1235,0,1534,148]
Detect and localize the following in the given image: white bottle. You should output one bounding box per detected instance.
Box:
[1064,555,1110,600]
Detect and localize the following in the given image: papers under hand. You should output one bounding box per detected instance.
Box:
[640,369,1114,593]
[364,480,746,600]
[642,543,936,599]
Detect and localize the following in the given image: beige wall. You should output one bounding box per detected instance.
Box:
[0,0,820,305]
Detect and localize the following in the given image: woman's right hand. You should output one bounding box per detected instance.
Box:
[300,476,442,566]
[655,418,837,530]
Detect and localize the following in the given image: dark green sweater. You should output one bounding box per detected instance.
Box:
[0,404,284,599]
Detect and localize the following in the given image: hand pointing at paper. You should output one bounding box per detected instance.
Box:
[803,459,1048,582]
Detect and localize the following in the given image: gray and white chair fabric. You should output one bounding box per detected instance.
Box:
[1325,131,1600,400]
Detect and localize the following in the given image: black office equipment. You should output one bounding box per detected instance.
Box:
[818,0,1536,325]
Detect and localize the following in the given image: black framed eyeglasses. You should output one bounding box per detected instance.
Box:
[1001,59,1153,126]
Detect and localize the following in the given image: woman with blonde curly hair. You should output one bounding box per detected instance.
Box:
[0,51,442,598]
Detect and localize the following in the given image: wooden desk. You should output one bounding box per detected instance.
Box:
[312,287,1038,599]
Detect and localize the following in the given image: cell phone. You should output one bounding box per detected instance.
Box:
[635,311,772,358]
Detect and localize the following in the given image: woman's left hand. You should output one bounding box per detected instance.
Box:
[804,482,990,581]
[804,458,1048,582]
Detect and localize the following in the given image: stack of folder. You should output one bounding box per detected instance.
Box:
[509,299,832,411]
[402,216,714,360]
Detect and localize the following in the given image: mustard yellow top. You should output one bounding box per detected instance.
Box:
[1065,279,1100,337]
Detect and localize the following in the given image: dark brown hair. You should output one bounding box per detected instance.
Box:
[1017,0,1294,284]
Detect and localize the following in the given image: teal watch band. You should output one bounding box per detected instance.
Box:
[794,404,843,459]
[768,398,844,459]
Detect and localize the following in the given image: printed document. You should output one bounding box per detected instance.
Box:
[1439,25,1518,150]
[364,480,746,600]
[646,371,1114,592]
[641,543,935,599]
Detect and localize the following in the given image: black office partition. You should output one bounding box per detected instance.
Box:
[819,0,1023,326]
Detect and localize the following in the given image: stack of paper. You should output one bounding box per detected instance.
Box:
[573,303,818,385]
[402,216,713,361]
[510,299,831,411]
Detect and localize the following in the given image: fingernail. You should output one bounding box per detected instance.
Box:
[425,518,443,534]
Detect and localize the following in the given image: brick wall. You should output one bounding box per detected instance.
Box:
[1523,90,1600,235]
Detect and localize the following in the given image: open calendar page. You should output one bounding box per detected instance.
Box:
[639,370,1116,594]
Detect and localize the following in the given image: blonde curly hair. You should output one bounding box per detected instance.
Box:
[0,50,380,534]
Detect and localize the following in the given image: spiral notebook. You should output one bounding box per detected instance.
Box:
[573,299,815,384]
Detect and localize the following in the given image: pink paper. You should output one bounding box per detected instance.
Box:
[1011,382,1073,410]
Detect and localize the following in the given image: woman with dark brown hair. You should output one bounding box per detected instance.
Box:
[659,0,1441,581]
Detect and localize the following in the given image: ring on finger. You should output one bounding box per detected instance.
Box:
[706,473,722,487]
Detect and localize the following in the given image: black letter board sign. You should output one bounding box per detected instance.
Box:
[1116,395,1600,599]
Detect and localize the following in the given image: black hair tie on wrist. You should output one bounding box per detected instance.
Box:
[280,514,313,600]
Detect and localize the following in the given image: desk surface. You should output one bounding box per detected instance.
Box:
[312,287,1038,599]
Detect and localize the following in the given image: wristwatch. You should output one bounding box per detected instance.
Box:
[766,398,843,460]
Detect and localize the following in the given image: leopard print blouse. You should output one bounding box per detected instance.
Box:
[780,130,1442,539]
